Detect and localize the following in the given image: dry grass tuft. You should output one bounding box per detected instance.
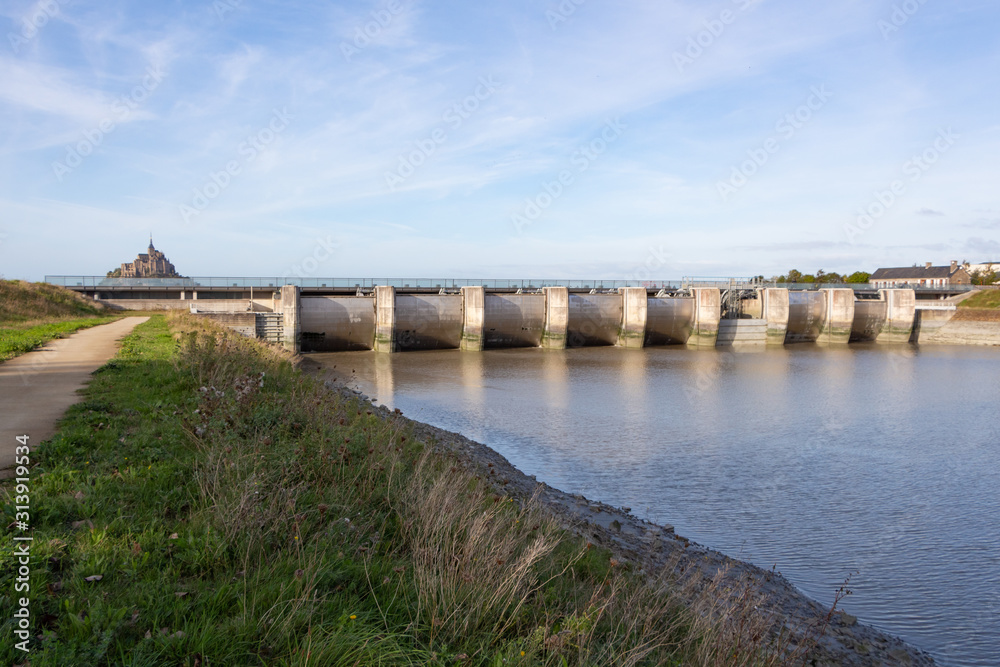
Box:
[403,455,562,645]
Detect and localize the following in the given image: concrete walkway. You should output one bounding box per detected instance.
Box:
[0,317,149,478]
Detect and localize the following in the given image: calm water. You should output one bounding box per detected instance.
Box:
[312,345,1000,667]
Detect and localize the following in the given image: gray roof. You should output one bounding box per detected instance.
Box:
[871,266,962,280]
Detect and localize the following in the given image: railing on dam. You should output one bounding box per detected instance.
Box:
[44,276,988,293]
[46,276,688,290]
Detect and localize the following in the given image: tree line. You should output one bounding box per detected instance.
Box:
[769,269,871,284]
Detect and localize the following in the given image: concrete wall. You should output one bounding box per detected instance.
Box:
[741,295,763,319]
[877,288,916,343]
[785,291,825,343]
[686,288,721,348]
[567,293,623,347]
[460,286,485,351]
[299,296,376,352]
[541,287,569,349]
[922,320,1000,346]
[393,294,464,350]
[280,285,300,353]
[617,287,647,348]
[196,312,257,338]
[818,288,855,345]
[914,308,1000,346]
[716,319,767,346]
[374,286,396,353]
[104,298,274,312]
[761,288,790,346]
[911,308,954,343]
[849,300,887,342]
[483,293,545,348]
[644,297,695,346]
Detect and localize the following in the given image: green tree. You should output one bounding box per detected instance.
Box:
[845,271,871,283]
[971,270,998,285]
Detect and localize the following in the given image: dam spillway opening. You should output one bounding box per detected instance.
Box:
[645,297,696,346]
[566,293,624,347]
[299,295,376,351]
[851,299,889,342]
[785,290,826,343]
[393,294,464,350]
[235,285,921,353]
[483,293,545,348]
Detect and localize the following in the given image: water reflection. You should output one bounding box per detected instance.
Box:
[311,345,1000,667]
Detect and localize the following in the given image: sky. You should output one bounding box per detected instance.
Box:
[1,0,999,282]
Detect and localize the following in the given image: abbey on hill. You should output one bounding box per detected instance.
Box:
[107,237,181,278]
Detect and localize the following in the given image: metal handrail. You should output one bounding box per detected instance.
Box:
[43,276,687,290]
[42,276,990,292]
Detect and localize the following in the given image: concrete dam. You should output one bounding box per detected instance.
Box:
[273,285,917,353]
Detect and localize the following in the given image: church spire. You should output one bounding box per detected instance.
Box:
[148,233,154,252]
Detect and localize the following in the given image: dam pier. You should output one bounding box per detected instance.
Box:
[44,276,964,353]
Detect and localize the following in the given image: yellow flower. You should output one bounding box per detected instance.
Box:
[520,651,526,656]
[350,614,357,620]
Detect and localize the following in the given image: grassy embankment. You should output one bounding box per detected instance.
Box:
[957,289,1000,309]
[1,314,812,666]
[953,289,1000,322]
[0,280,120,361]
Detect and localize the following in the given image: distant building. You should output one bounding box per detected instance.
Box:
[870,261,971,288]
[119,237,180,278]
[965,261,1000,275]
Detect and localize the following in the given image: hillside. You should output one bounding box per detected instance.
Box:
[957,289,1000,310]
[0,280,104,324]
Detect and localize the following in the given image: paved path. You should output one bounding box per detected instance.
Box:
[0,317,149,478]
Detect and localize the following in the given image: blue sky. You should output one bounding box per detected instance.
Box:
[1,0,998,281]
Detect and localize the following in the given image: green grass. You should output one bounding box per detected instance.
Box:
[0,279,105,324]
[0,317,121,362]
[0,279,120,361]
[958,289,1000,309]
[1,315,808,666]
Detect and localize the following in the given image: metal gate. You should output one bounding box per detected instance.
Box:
[255,313,283,343]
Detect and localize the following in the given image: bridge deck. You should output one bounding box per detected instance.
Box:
[44,276,981,300]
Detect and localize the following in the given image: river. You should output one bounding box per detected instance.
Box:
[311,344,1000,666]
